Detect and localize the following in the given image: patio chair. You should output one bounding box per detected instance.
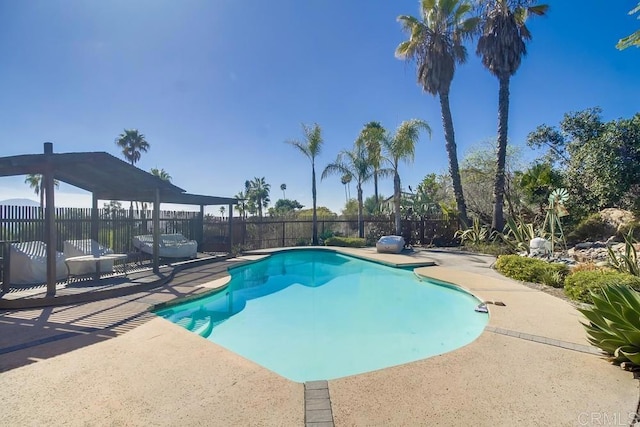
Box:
[63,239,115,276]
[9,241,67,285]
[133,233,197,259]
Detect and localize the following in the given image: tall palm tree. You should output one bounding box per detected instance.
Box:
[341,173,352,203]
[246,177,270,219]
[382,119,432,235]
[280,183,287,199]
[396,0,478,226]
[356,122,386,212]
[322,144,373,238]
[115,129,150,211]
[285,123,324,245]
[477,0,548,230]
[150,167,172,182]
[24,174,59,209]
[234,190,248,219]
[115,129,150,166]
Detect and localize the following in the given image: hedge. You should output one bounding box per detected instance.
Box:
[495,254,569,286]
[564,270,640,303]
[324,236,366,248]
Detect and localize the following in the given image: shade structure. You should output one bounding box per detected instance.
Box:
[0,143,238,296]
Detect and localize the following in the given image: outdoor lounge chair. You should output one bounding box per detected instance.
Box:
[9,241,67,285]
[132,233,197,259]
[63,239,115,276]
[376,235,405,254]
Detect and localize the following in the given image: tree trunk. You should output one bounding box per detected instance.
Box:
[492,76,510,232]
[357,184,364,238]
[439,90,469,226]
[374,171,379,212]
[394,172,402,235]
[312,164,318,245]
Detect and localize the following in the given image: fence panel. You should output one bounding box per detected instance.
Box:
[226,216,458,250]
[0,205,201,254]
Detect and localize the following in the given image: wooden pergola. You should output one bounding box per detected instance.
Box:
[0,142,238,296]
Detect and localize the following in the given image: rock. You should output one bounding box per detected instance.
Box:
[599,208,636,231]
[529,237,552,257]
[595,261,610,268]
[575,242,594,250]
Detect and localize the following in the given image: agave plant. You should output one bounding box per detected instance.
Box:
[499,216,535,254]
[579,285,640,366]
[607,228,640,277]
[455,218,490,245]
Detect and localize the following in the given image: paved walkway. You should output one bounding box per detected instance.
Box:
[0,248,638,426]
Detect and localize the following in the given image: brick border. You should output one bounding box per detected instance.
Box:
[304,380,334,427]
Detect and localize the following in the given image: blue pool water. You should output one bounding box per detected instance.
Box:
[156,250,488,382]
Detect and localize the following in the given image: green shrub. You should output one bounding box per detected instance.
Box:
[324,236,366,248]
[564,270,640,303]
[566,213,614,243]
[495,255,569,284]
[295,238,309,246]
[464,242,514,256]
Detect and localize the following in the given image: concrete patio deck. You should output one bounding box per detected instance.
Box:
[0,247,638,426]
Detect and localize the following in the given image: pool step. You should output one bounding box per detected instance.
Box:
[304,380,334,427]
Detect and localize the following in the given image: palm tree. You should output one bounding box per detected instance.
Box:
[356,122,386,212]
[477,0,548,231]
[322,144,373,238]
[115,129,150,211]
[115,129,150,166]
[280,183,287,199]
[341,173,352,203]
[235,190,249,219]
[382,119,432,235]
[150,167,172,182]
[24,174,59,209]
[219,206,226,218]
[396,0,478,226]
[246,177,270,219]
[285,123,324,245]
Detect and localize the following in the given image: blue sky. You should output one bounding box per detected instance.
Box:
[0,0,638,214]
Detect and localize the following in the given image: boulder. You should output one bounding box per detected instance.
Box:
[529,237,552,257]
[599,208,636,231]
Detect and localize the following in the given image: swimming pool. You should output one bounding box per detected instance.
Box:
[156,249,488,382]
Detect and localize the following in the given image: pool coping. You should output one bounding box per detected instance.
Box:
[1,247,638,426]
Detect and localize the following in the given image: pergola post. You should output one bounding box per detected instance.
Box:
[153,189,160,274]
[91,194,99,243]
[227,203,233,253]
[43,142,57,296]
[198,204,204,251]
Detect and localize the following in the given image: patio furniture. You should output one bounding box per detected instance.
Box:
[9,241,67,285]
[64,239,116,276]
[64,253,128,283]
[376,235,405,254]
[133,234,197,259]
[0,239,19,292]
